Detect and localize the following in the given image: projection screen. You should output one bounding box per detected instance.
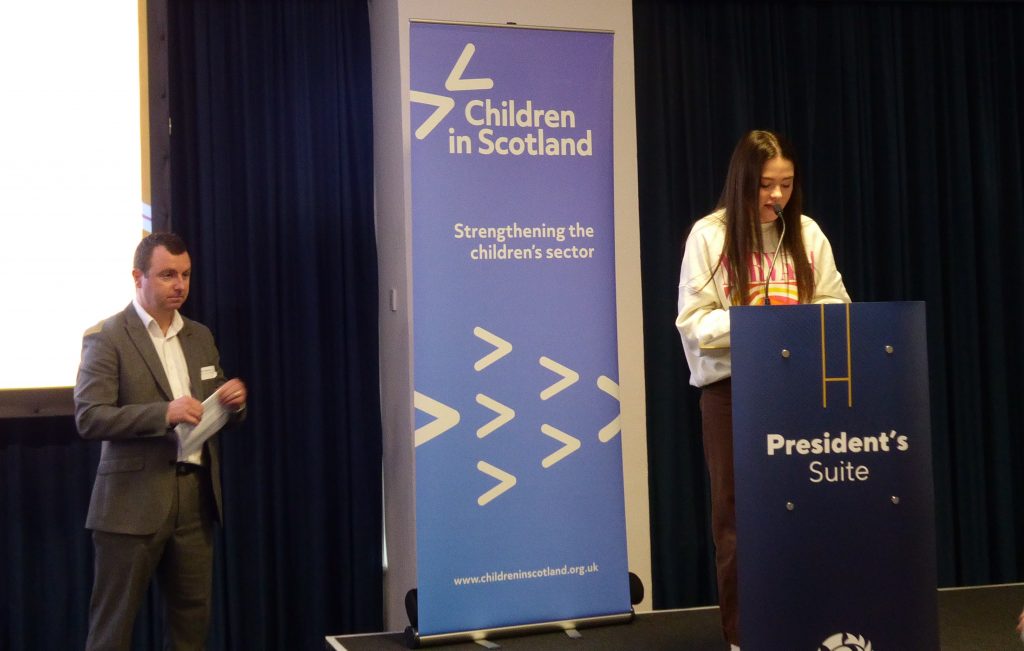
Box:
[0,2,147,417]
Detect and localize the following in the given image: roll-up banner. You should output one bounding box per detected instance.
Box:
[409,21,629,640]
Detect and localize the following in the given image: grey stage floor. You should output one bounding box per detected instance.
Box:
[326,583,1024,650]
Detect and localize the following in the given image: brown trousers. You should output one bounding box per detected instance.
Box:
[700,378,739,646]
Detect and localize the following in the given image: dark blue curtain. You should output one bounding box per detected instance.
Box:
[168,0,382,649]
[635,0,1024,609]
[1,419,96,649]
[1,1,381,649]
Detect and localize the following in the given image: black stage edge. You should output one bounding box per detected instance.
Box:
[325,583,1024,650]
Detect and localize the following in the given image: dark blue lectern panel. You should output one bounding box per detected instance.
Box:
[732,302,938,650]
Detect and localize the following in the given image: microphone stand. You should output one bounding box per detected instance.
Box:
[763,203,786,305]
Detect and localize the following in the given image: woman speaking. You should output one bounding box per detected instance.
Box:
[676,130,850,649]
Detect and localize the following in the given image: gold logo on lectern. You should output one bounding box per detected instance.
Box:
[820,303,852,408]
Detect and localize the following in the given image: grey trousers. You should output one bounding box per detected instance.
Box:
[85,469,215,651]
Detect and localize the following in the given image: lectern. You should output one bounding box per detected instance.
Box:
[731,302,938,650]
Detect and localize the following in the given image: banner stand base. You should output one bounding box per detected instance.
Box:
[404,611,634,648]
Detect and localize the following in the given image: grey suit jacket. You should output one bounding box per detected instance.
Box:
[74,304,236,534]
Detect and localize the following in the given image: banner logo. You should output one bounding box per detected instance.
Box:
[410,42,595,157]
[411,43,493,139]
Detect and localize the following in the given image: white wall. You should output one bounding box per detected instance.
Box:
[369,0,650,629]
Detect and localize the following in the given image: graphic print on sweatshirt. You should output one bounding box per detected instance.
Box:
[720,251,817,306]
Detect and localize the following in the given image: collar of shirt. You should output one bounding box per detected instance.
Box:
[132,297,184,339]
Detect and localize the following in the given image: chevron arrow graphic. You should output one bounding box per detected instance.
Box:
[410,90,455,140]
[475,393,515,439]
[540,424,581,468]
[477,461,516,506]
[445,43,494,91]
[474,327,512,371]
[539,356,579,400]
[597,375,621,442]
[414,391,460,447]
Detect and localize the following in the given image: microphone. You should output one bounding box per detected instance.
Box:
[763,203,787,305]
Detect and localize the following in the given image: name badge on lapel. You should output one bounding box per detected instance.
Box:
[200,365,217,381]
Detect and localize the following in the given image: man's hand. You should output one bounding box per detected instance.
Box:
[167,395,204,426]
[218,378,248,410]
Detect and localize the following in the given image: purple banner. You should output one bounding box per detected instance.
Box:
[410,22,629,637]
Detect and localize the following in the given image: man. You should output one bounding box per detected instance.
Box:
[74,232,247,650]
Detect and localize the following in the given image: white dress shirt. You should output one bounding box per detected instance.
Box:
[132,298,203,465]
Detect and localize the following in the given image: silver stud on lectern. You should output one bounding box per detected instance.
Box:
[781,349,791,358]
[785,501,795,511]
[885,345,894,354]
[891,495,900,505]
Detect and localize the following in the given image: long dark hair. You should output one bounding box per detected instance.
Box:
[714,130,815,304]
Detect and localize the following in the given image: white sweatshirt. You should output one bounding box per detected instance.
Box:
[676,209,851,387]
